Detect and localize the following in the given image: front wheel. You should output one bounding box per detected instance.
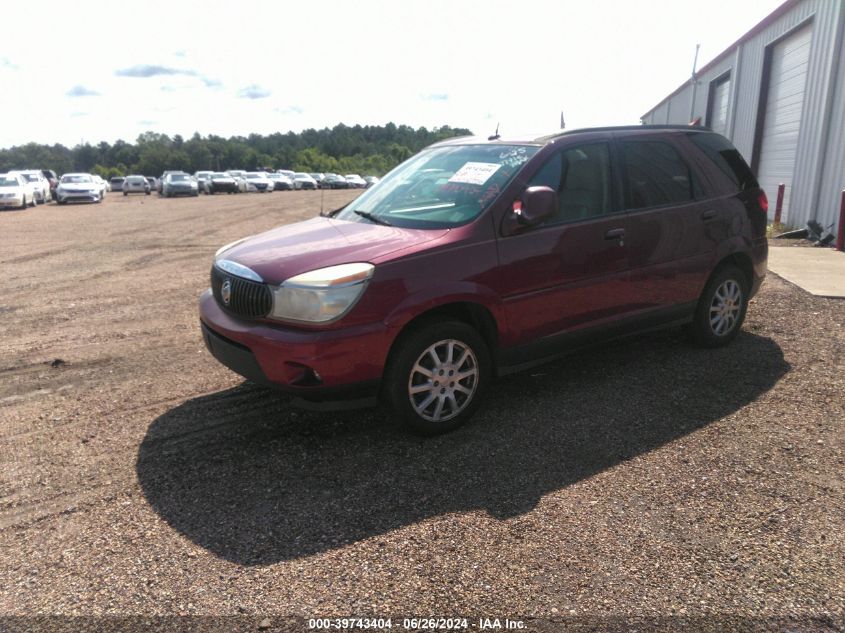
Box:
[689,265,749,348]
[384,321,491,435]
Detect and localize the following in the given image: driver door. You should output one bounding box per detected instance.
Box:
[495,141,632,355]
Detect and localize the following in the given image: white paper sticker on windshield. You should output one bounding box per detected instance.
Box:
[448,162,502,186]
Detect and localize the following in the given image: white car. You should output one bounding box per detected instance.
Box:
[226,170,249,192]
[0,172,32,209]
[292,172,318,190]
[92,175,108,199]
[56,173,102,204]
[11,170,51,203]
[344,174,367,189]
[244,172,274,193]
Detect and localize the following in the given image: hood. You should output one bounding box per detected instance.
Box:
[59,181,97,189]
[218,216,449,284]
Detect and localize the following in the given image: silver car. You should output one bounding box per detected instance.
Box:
[161,172,199,197]
[123,175,151,195]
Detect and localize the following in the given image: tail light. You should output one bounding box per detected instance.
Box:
[758,189,769,213]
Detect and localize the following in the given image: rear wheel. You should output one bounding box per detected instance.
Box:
[384,321,490,435]
[689,264,749,348]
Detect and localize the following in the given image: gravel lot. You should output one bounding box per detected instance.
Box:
[1,192,843,631]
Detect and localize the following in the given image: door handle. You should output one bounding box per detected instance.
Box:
[605,228,625,240]
[701,210,717,221]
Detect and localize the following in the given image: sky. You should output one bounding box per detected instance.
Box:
[1,0,787,149]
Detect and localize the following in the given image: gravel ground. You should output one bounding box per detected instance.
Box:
[0,192,843,631]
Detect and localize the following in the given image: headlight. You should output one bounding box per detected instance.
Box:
[269,263,374,323]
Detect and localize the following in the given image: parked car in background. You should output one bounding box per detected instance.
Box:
[161,172,198,197]
[293,173,318,190]
[276,169,295,180]
[205,172,239,194]
[56,173,102,204]
[364,176,380,188]
[200,126,768,434]
[267,173,294,191]
[146,177,158,191]
[11,170,50,204]
[244,172,273,193]
[226,170,248,192]
[0,172,31,209]
[41,169,59,199]
[158,171,184,193]
[344,174,367,189]
[309,173,325,188]
[194,171,213,192]
[123,175,151,195]
[110,176,125,192]
[92,175,108,199]
[321,173,348,189]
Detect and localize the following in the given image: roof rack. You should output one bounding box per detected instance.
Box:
[536,124,713,143]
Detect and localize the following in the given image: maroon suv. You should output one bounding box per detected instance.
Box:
[200,125,768,434]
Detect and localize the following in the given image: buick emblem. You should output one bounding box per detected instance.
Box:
[221,279,232,305]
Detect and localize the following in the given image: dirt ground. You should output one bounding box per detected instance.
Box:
[1,191,843,630]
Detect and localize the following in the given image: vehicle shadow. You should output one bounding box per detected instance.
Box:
[136,330,789,564]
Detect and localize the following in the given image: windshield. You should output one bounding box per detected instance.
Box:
[335,144,538,229]
[62,175,93,183]
[0,176,19,186]
[23,174,39,182]
[171,174,189,182]
[212,173,228,178]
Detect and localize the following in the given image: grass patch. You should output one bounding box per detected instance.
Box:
[766,222,788,239]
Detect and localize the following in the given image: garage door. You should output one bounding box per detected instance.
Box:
[755,24,812,223]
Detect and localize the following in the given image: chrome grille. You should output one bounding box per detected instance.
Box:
[211,265,272,319]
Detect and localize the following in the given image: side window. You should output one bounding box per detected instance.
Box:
[527,143,612,224]
[621,140,702,209]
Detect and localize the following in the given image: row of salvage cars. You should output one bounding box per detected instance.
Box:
[0,170,114,207]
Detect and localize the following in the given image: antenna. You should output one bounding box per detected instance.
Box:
[487,123,500,141]
[560,111,565,130]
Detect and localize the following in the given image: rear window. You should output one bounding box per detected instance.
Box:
[687,132,758,192]
[621,140,703,209]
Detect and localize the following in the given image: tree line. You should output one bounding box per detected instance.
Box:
[0,123,473,179]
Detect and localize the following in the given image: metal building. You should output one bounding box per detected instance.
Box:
[641,0,845,233]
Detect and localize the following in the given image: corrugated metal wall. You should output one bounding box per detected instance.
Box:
[641,0,845,232]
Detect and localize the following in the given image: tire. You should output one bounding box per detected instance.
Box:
[28,196,35,207]
[19,196,27,210]
[145,191,150,196]
[689,264,749,348]
[384,320,491,435]
[123,192,128,196]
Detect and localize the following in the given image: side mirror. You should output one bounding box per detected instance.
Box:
[506,186,558,233]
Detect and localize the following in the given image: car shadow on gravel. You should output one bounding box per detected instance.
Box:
[137,330,789,564]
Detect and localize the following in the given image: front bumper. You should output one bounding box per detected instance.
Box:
[199,289,391,401]
[0,195,24,207]
[209,182,238,193]
[58,190,99,202]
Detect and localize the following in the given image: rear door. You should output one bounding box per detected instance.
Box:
[495,141,632,351]
[620,135,720,311]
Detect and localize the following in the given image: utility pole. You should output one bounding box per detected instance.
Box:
[689,44,701,122]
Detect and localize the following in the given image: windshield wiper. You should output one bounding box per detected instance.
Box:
[353,210,392,226]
